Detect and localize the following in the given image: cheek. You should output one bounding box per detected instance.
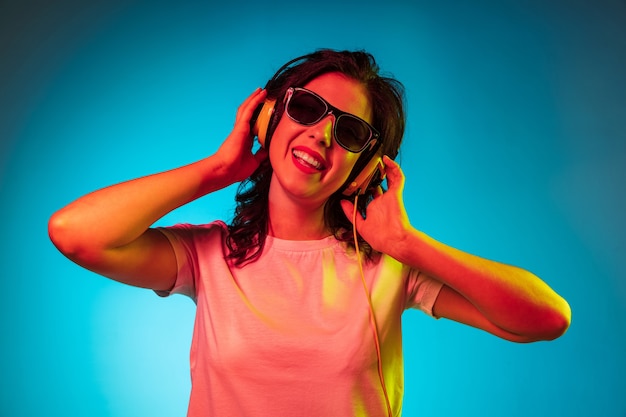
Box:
[267,122,292,163]
[335,153,360,180]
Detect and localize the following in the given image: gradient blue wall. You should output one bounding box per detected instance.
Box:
[1,0,624,415]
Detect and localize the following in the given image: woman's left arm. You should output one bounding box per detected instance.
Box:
[341,156,571,343]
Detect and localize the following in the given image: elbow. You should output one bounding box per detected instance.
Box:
[48,210,85,259]
[49,209,122,271]
[512,297,571,343]
[49,210,72,255]
[535,298,571,342]
[545,301,571,340]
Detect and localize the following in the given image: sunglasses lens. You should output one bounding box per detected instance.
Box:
[335,115,371,152]
[288,90,326,124]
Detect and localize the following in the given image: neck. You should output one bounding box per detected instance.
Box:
[268,201,330,240]
[267,182,330,241]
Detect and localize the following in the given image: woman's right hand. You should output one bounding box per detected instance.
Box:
[213,88,270,185]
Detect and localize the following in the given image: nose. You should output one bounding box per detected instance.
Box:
[309,114,334,148]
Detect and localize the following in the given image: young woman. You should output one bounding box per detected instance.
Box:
[49,49,570,417]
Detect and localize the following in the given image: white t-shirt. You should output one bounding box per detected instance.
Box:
[157,221,443,417]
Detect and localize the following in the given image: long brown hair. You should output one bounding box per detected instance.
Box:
[226,49,405,265]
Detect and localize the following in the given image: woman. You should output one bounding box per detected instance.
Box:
[49,49,570,417]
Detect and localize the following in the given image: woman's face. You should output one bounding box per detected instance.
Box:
[268,72,373,207]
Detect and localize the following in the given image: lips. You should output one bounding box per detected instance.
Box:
[292,148,326,171]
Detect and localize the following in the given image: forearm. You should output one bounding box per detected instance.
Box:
[393,227,571,339]
[49,155,231,254]
[346,157,569,340]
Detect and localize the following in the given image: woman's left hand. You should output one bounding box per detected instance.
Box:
[340,155,412,255]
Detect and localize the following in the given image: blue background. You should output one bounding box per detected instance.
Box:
[1,0,624,415]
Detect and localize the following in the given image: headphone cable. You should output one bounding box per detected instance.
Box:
[352,194,393,417]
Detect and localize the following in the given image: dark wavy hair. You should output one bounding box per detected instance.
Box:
[226,49,405,265]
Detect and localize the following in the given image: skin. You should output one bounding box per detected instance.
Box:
[48,71,571,343]
[267,72,372,240]
[341,156,571,342]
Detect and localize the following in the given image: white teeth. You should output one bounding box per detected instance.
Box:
[293,149,323,170]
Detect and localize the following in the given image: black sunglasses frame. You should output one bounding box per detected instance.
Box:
[283,87,380,153]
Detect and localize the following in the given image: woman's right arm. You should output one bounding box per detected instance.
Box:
[48,88,268,291]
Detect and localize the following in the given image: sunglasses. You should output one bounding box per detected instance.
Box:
[283,87,380,153]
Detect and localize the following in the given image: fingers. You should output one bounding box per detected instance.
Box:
[340,199,361,226]
[340,199,354,224]
[219,88,268,159]
[247,87,268,112]
[226,88,268,155]
[382,155,405,192]
[235,88,268,127]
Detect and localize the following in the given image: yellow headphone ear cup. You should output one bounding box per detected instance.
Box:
[251,99,276,148]
[342,155,386,196]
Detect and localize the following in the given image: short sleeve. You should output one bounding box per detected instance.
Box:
[404,269,444,317]
[152,221,228,302]
[153,225,198,300]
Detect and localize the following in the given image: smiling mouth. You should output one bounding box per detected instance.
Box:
[292,149,326,171]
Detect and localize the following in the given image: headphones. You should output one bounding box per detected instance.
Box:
[250,98,386,197]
